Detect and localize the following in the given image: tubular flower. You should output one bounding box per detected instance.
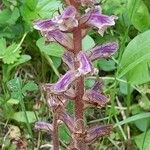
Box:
[85,125,113,143]
[33,6,77,49]
[88,42,119,61]
[81,8,118,36]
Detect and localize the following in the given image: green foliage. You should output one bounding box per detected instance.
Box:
[36,37,64,57]
[118,30,150,85]
[11,111,38,123]
[134,130,150,150]
[127,0,150,32]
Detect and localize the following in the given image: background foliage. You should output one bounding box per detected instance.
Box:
[0,0,150,149]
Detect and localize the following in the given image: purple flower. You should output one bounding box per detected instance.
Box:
[55,6,78,31]
[77,52,93,75]
[62,51,75,69]
[83,90,109,107]
[33,6,77,49]
[91,80,103,92]
[42,30,73,50]
[81,8,117,36]
[85,125,112,143]
[51,71,78,93]
[88,42,118,61]
[59,112,75,133]
[35,122,53,133]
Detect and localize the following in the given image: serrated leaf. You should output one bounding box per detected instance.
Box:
[2,43,21,64]
[11,111,38,123]
[36,37,64,57]
[118,30,150,85]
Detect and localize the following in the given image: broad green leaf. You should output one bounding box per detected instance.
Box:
[36,37,64,57]
[98,59,116,71]
[37,0,62,18]
[134,130,150,150]
[11,111,38,123]
[59,124,71,143]
[0,8,20,25]
[82,35,95,51]
[118,30,150,85]
[128,0,150,32]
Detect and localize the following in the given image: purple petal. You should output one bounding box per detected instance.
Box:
[51,71,77,93]
[56,6,78,31]
[62,51,75,69]
[88,42,118,61]
[77,52,93,75]
[35,121,53,133]
[59,112,75,133]
[43,30,73,50]
[33,19,57,31]
[83,90,109,107]
[46,94,66,111]
[81,8,117,36]
[85,125,112,143]
[91,80,103,92]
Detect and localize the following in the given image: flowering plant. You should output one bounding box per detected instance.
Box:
[33,0,118,149]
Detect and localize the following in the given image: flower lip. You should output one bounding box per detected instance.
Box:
[77,51,93,75]
[88,41,119,61]
[33,19,57,31]
[51,71,78,93]
[80,8,118,36]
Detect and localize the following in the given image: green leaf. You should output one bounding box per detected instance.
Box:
[22,81,38,94]
[0,38,6,56]
[11,111,38,123]
[0,8,20,25]
[114,112,150,127]
[82,35,95,51]
[59,124,71,143]
[37,0,62,18]
[36,37,64,57]
[134,130,150,150]
[118,30,150,85]
[7,98,19,105]
[98,59,116,71]
[2,43,21,64]
[127,0,150,32]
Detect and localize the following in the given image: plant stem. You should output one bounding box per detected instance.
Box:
[73,27,85,149]
[52,113,59,150]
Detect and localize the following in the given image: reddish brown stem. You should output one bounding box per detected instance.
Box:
[52,113,59,150]
[73,27,85,149]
